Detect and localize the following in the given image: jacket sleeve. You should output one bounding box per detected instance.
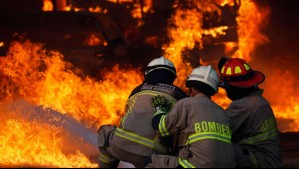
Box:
[156,100,188,137]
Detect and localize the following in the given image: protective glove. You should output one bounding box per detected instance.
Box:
[151,95,172,113]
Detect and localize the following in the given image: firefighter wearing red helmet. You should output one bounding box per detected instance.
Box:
[146,65,235,168]
[218,57,282,168]
[97,56,187,168]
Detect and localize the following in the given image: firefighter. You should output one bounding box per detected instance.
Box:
[218,57,282,168]
[97,56,187,168]
[146,65,235,168]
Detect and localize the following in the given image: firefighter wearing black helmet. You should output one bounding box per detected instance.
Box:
[146,65,235,168]
[97,56,187,168]
[219,57,282,168]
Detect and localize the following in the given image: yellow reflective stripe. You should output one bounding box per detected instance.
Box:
[123,90,176,126]
[221,66,226,74]
[235,66,242,74]
[115,128,167,153]
[226,67,232,75]
[238,128,278,144]
[159,115,170,136]
[179,158,196,168]
[129,90,177,103]
[243,63,251,70]
[154,109,166,116]
[99,153,111,164]
[187,132,231,144]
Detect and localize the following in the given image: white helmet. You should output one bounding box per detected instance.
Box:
[186,65,219,93]
[145,56,176,76]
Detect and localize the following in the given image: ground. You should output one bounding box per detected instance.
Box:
[280,132,299,168]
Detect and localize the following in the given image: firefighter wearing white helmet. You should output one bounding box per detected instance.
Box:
[147,65,235,168]
[145,56,176,75]
[98,56,187,168]
[186,65,219,96]
[144,56,177,84]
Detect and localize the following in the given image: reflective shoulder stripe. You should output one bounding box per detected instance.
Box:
[129,90,177,103]
[115,128,167,153]
[158,115,170,136]
[99,153,112,164]
[122,90,176,127]
[238,128,278,144]
[179,158,196,168]
[187,132,231,144]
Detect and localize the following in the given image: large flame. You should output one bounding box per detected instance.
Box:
[163,0,299,132]
[163,0,237,88]
[263,70,299,132]
[1,0,298,167]
[1,40,142,128]
[233,0,270,61]
[161,0,234,113]
[0,117,96,167]
[163,8,202,88]
[0,40,142,167]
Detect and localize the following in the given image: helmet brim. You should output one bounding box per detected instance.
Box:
[220,71,265,88]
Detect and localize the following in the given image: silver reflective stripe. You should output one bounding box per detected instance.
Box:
[189,74,205,79]
[188,73,218,87]
[238,128,278,144]
[115,128,167,153]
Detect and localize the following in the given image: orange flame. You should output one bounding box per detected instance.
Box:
[1,40,142,128]
[163,8,204,88]
[227,0,299,131]
[0,117,97,167]
[1,0,299,167]
[263,70,299,132]
[142,0,153,13]
[233,0,270,61]
[162,0,299,132]
[0,40,143,166]
[163,0,233,87]
[84,34,108,47]
[88,7,106,13]
[42,0,54,11]
[162,0,234,108]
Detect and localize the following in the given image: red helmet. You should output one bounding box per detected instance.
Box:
[220,58,265,88]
